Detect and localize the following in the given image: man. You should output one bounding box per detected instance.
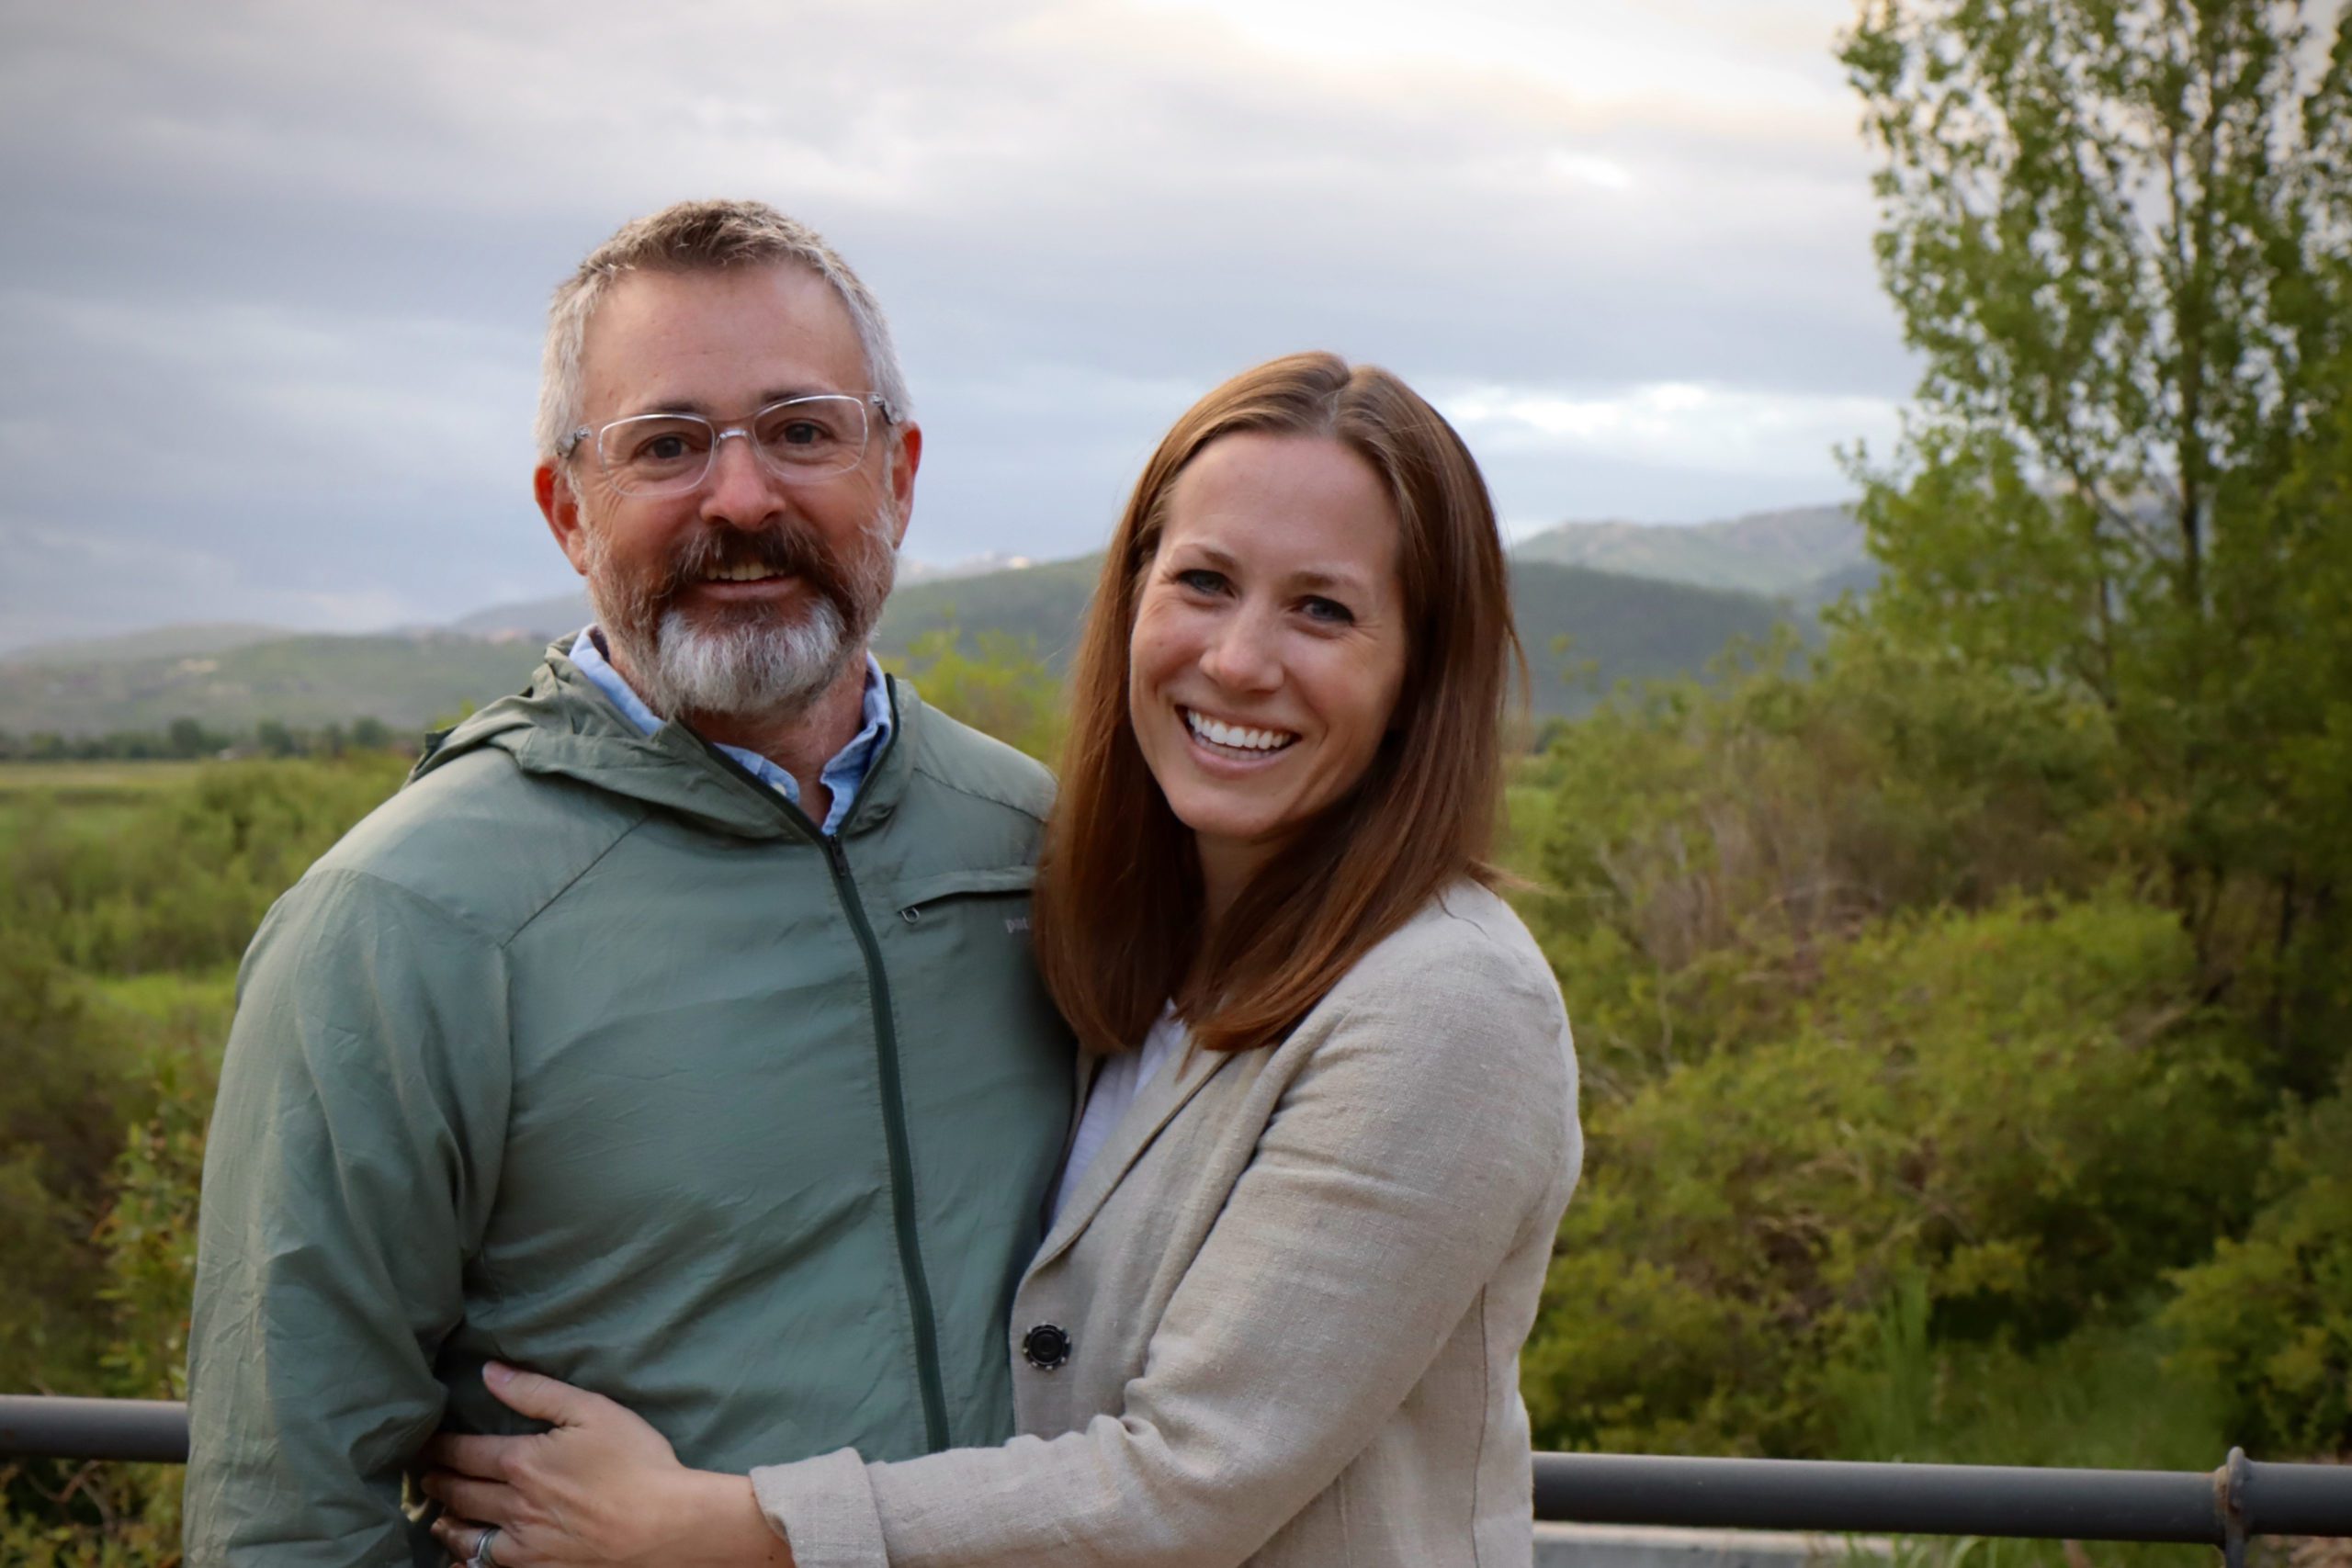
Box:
[185,200,1074,1564]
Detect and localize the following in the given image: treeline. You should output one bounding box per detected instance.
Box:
[0,716,412,762]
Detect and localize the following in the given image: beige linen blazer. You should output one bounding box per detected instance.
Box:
[753,880,1581,1567]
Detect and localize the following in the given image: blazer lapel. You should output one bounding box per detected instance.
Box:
[1027,1032,1235,1275]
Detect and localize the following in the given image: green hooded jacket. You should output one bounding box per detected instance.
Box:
[184,648,1075,1566]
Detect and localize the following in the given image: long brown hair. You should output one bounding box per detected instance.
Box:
[1032,352,1523,1055]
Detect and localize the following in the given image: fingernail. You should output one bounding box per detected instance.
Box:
[483,1360,514,1386]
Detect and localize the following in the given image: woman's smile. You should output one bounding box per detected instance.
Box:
[1180,705,1301,759]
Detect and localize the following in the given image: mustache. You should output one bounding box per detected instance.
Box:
[656,524,849,603]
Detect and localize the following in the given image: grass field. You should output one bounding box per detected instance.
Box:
[0,760,214,795]
[0,760,223,842]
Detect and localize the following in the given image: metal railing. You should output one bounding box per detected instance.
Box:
[7,1394,2350,1560]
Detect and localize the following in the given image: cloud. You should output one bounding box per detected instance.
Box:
[1441,381,1900,479]
[0,0,1913,650]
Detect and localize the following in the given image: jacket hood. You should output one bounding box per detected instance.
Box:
[410,641,912,840]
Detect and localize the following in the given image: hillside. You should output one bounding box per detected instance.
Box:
[878,554,1788,718]
[1513,502,1864,598]
[0,636,544,739]
[0,553,1796,739]
[446,553,1052,644]
[1508,560,1788,709]
[4,623,300,668]
[874,554,1105,663]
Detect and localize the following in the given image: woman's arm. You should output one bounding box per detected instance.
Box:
[762,921,1578,1568]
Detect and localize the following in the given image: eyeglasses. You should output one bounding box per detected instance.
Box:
[563,393,897,498]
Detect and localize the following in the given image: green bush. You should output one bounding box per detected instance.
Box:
[1513,627,2123,1098]
[2165,1062,2352,1457]
[0,761,384,1552]
[1,755,406,976]
[886,626,1067,764]
[0,965,220,1562]
[1524,892,2265,1456]
[0,942,156,1395]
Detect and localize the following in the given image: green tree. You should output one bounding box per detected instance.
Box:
[2165,1056,2352,1453]
[165,717,213,759]
[885,626,1067,762]
[1839,0,2352,1085]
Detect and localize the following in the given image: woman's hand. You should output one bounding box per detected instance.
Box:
[421,1362,789,1568]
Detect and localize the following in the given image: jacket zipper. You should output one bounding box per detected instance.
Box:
[823,831,953,1454]
[686,709,953,1455]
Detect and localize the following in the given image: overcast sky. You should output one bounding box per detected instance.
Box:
[0,0,1913,653]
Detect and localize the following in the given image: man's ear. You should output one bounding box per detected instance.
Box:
[537,463,593,576]
[884,421,922,551]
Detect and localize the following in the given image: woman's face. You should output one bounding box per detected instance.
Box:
[1128,431,1410,896]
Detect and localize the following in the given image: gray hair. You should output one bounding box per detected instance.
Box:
[536,198,912,464]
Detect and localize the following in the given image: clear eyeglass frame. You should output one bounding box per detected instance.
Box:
[564,392,898,498]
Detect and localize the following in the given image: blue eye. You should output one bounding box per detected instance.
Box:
[1176,568,1227,594]
[1302,596,1355,625]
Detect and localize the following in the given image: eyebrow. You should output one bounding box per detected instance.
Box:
[624,388,850,418]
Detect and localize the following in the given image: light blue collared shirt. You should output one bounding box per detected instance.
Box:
[568,627,894,837]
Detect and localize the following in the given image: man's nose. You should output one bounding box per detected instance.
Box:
[1200,607,1283,693]
[698,432,784,527]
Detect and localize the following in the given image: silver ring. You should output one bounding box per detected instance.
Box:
[467,1525,501,1568]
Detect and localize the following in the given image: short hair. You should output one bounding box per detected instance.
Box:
[1032,352,1525,1055]
[536,198,911,463]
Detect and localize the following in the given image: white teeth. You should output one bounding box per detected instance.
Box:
[1183,708,1296,753]
[705,562,777,582]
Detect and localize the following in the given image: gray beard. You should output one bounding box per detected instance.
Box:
[636,594,853,719]
[581,508,897,724]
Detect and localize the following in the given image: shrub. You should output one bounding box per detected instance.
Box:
[887,626,1066,763]
[0,970,223,1551]
[1524,892,2265,1456]
[1513,627,2123,1099]
[2165,1062,2352,1457]
[0,942,154,1394]
[0,755,407,976]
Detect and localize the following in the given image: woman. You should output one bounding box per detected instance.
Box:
[424,352,1581,1568]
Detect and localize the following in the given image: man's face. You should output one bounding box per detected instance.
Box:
[536,264,922,723]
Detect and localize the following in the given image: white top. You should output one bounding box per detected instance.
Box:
[1049,1007,1184,1223]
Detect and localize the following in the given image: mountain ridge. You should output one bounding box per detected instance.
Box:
[1511,502,1864,598]
[2,505,1865,738]
[1,558,1791,738]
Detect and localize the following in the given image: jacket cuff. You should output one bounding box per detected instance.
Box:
[750,1447,888,1568]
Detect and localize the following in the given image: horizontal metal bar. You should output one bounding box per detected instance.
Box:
[2249,1458,2352,1539]
[0,1396,189,1464]
[6,1395,2349,1541]
[1534,1452,2352,1542]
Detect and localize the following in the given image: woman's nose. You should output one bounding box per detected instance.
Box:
[1201,610,1282,692]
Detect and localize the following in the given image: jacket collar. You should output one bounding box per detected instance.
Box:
[411,641,922,842]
